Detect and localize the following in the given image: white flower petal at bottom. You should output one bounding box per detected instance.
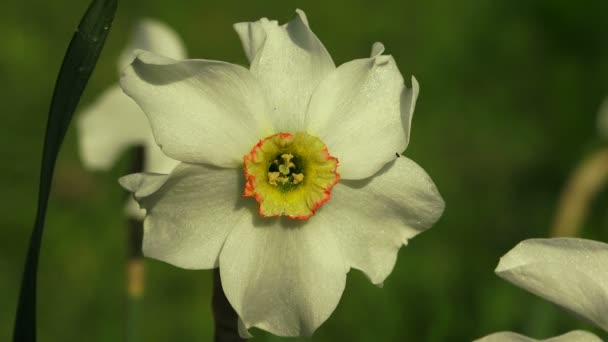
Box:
[219,214,348,337]
[474,330,602,342]
[496,238,608,332]
[119,163,246,269]
[317,156,444,285]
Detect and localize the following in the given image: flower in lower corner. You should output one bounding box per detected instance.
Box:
[77,18,184,218]
[118,9,445,337]
[475,238,608,341]
[475,330,601,342]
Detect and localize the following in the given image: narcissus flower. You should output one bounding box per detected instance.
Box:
[476,238,608,341]
[475,330,601,342]
[119,10,444,337]
[77,19,183,218]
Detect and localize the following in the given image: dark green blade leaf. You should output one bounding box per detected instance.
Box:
[13,0,117,341]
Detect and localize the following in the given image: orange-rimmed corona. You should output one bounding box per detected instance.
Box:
[244,132,340,219]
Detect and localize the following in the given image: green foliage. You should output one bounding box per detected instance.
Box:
[2,0,608,341]
[12,0,116,341]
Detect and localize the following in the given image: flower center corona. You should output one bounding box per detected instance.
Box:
[243,132,340,220]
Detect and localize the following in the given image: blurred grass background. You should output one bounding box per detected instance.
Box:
[2,0,608,341]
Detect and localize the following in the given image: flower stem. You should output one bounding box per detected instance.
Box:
[127,218,144,341]
[127,147,145,342]
[212,269,245,342]
[551,148,608,237]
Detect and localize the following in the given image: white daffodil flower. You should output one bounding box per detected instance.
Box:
[118,9,445,337]
[77,18,184,218]
[476,238,608,341]
[475,330,602,342]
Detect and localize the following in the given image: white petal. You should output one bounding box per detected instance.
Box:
[405,76,420,145]
[118,18,187,72]
[143,134,179,174]
[233,20,266,63]
[305,46,419,179]
[120,163,246,269]
[597,97,608,140]
[370,42,385,57]
[119,172,169,198]
[120,51,272,167]
[317,156,444,285]
[124,197,146,220]
[474,330,603,342]
[237,318,253,339]
[77,86,151,170]
[235,9,335,132]
[496,238,608,331]
[78,85,178,174]
[220,214,347,337]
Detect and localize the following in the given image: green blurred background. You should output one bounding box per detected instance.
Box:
[2,0,608,341]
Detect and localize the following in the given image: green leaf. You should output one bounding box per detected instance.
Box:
[12,0,117,341]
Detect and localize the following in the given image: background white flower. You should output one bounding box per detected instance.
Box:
[475,330,602,342]
[476,238,608,341]
[119,10,445,337]
[77,18,184,218]
[598,97,608,140]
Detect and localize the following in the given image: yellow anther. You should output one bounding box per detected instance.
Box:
[278,163,292,175]
[243,132,340,219]
[268,172,281,186]
[281,154,293,163]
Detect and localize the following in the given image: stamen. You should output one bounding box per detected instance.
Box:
[243,132,340,220]
[278,164,292,175]
[268,171,281,186]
